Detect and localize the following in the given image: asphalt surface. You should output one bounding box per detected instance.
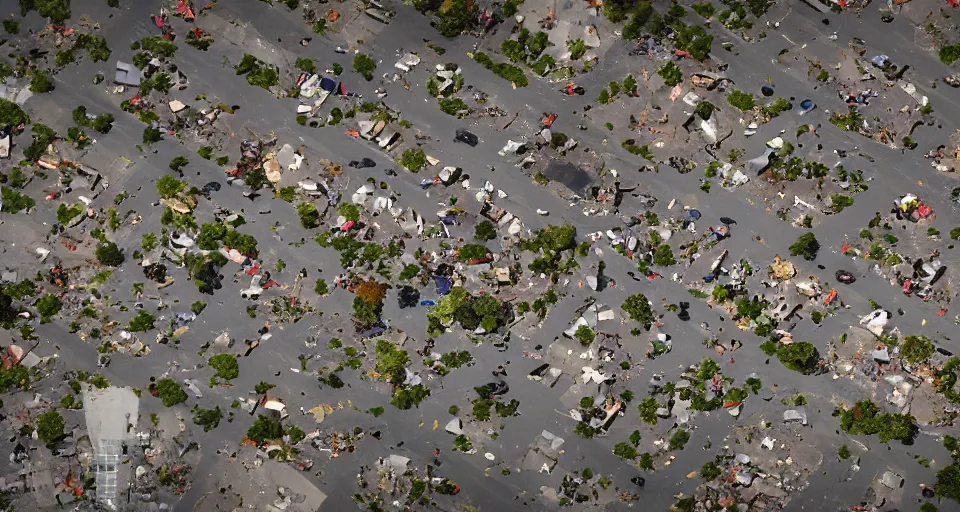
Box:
[4,0,960,510]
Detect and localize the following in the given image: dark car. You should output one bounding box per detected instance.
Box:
[454,129,478,147]
[348,158,376,168]
[835,270,856,284]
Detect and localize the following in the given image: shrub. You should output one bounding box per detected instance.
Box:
[613,442,637,459]
[208,354,239,384]
[296,202,320,229]
[839,399,918,444]
[353,53,376,81]
[458,244,489,261]
[950,227,960,241]
[35,294,61,320]
[29,71,55,93]
[940,44,960,66]
[669,429,690,450]
[622,294,654,329]
[246,414,283,445]
[657,61,683,86]
[128,310,155,332]
[155,378,188,407]
[95,242,125,266]
[838,445,851,459]
[830,194,854,213]
[638,397,658,425]
[727,89,755,111]
[192,406,223,432]
[474,220,497,241]
[574,325,595,345]
[776,341,819,374]
[472,52,528,87]
[653,244,676,266]
[700,461,722,480]
[789,232,820,261]
[399,148,427,172]
[37,411,65,446]
[901,335,934,364]
[314,279,328,296]
[567,39,587,60]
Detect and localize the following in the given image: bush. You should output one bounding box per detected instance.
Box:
[950,228,960,241]
[830,193,854,213]
[296,202,320,229]
[353,53,377,81]
[128,310,155,332]
[29,71,55,93]
[458,244,489,261]
[776,341,819,374]
[613,442,637,459]
[622,294,654,329]
[472,52,528,87]
[901,335,934,364]
[669,429,690,450]
[37,411,65,446]
[95,242,125,266]
[638,397,658,425]
[208,354,239,384]
[35,294,61,320]
[155,378,188,407]
[192,406,223,432]
[246,414,283,445]
[839,400,918,444]
[567,39,587,60]
[438,97,468,117]
[727,89,755,111]
[574,325,595,345]
[653,244,676,266]
[940,44,960,66]
[474,220,497,241]
[700,461,722,480]
[838,445,851,459]
[436,0,477,37]
[657,61,683,86]
[399,148,427,172]
[789,232,820,261]
[937,462,960,502]
[295,57,316,73]
[314,278,328,296]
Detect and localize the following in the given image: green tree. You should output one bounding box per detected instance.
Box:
[669,429,690,450]
[622,294,654,329]
[35,294,61,321]
[29,71,55,93]
[726,89,755,111]
[789,232,820,261]
[314,278,329,296]
[776,341,819,374]
[399,148,426,172]
[901,335,934,364]
[653,244,676,266]
[95,241,125,266]
[296,202,320,229]
[700,461,722,480]
[208,354,239,384]
[192,406,223,432]
[838,445,851,459]
[246,414,283,445]
[156,175,185,199]
[574,325,595,345]
[353,53,376,81]
[155,378,188,407]
[37,410,65,447]
[474,220,497,241]
[638,397,658,425]
[613,442,637,459]
[254,381,276,394]
[128,310,155,331]
[168,156,189,173]
[657,61,683,86]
